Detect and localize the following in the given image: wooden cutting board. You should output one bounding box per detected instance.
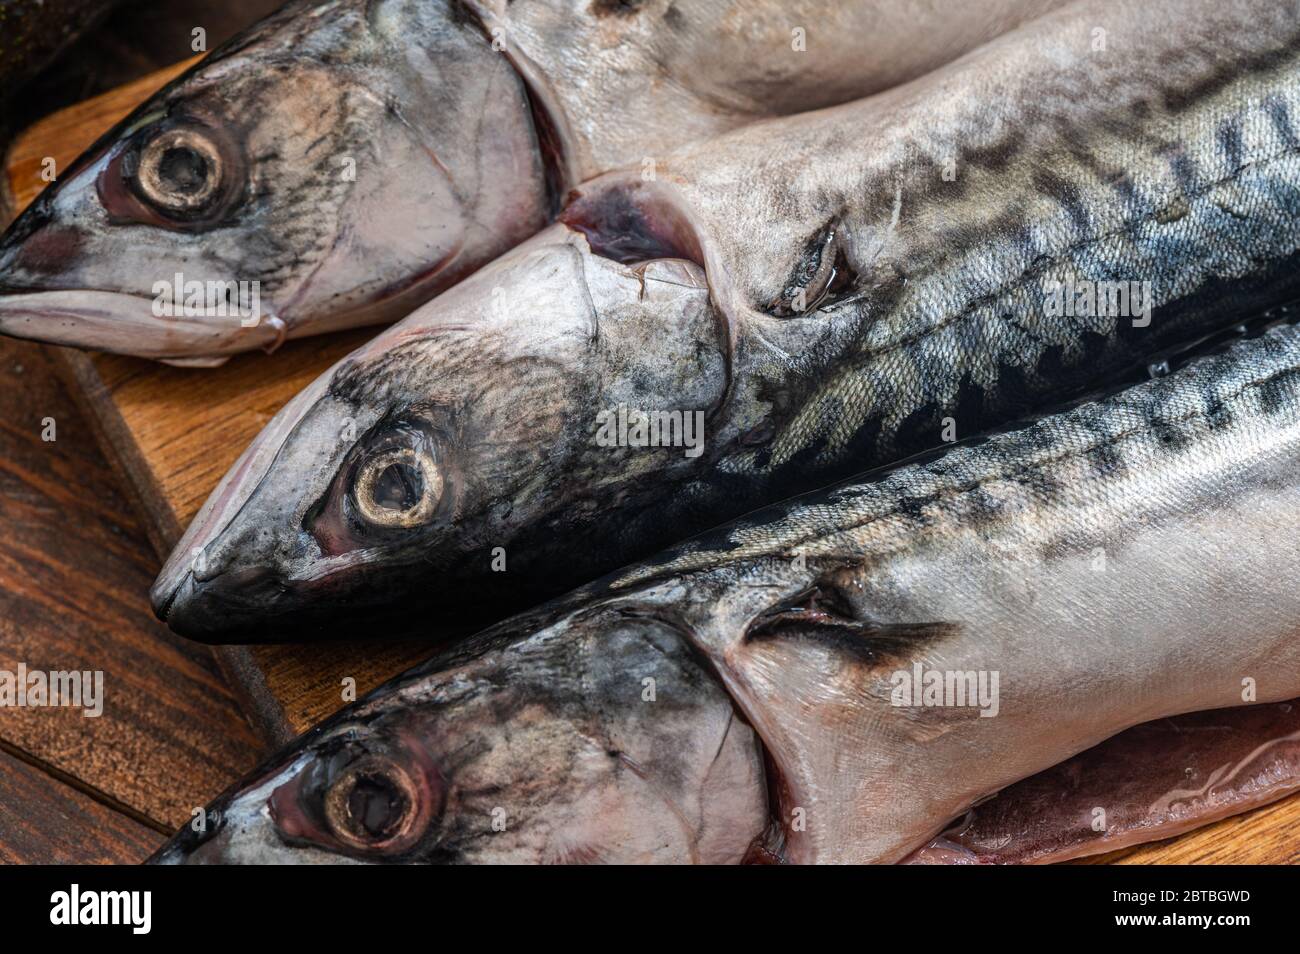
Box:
[4,59,1297,864]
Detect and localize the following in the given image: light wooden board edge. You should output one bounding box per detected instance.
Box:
[50,349,299,747]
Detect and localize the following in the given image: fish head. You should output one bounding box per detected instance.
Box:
[150,223,727,640]
[0,0,548,360]
[150,599,767,864]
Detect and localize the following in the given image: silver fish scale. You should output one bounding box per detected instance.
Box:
[729,66,1300,479]
[617,320,1300,587]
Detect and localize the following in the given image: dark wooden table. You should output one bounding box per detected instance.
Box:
[0,335,262,863]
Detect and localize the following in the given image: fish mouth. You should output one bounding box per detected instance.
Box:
[151,558,422,644]
[150,571,184,622]
[148,815,219,865]
[152,560,492,644]
[0,288,282,359]
[150,564,294,642]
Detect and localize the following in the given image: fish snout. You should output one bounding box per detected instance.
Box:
[0,187,285,360]
[0,229,25,287]
[147,780,250,865]
[147,806,225,865]
[0,286,285,361]
[148,755,322,865]
[150,556,283,643]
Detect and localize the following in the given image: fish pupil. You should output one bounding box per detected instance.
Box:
[348,773,407,839]
[373,460,424,512]
[158,146,209,195]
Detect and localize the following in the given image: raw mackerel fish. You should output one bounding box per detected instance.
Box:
[151,319,1300,864]
[152,0,1300,641]
[0,0,1066,363]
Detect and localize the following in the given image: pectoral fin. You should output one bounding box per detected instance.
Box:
[684,566,965,863]
[745,581,957,668]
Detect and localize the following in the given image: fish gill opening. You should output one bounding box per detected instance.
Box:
[451,0,570,216]
[559,181,705,269]
[521,83,569,218]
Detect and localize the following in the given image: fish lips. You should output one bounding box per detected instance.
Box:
[152,558,490,644]
[151,554,357,643]
[150,564,289,642]
[0,288,283,360]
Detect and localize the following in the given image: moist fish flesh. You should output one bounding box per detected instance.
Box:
[903,700,1300,864]
[0,0,1067,362]
[150,317,1300,863]
[151,0,1300,640]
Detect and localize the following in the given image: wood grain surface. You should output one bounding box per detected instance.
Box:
[0,747,162,864]
[0,333,262,858]
[4,60,1298,864]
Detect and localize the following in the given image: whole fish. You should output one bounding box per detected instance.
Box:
[0,0,1067,363]
[150,317,1300,864]
[151,0,1300,641]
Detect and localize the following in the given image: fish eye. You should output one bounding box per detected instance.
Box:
[353,447,442,528]
[137,129,221,211]
[268,730,444,858]
[323,755,424,852]
[307,414,455,555]
[128,127,230,220]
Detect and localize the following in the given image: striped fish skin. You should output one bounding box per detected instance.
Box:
[151,0,1300,641]
[150,319,1300,864]
[0,0,1067,362]
[621,0,1300,488]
